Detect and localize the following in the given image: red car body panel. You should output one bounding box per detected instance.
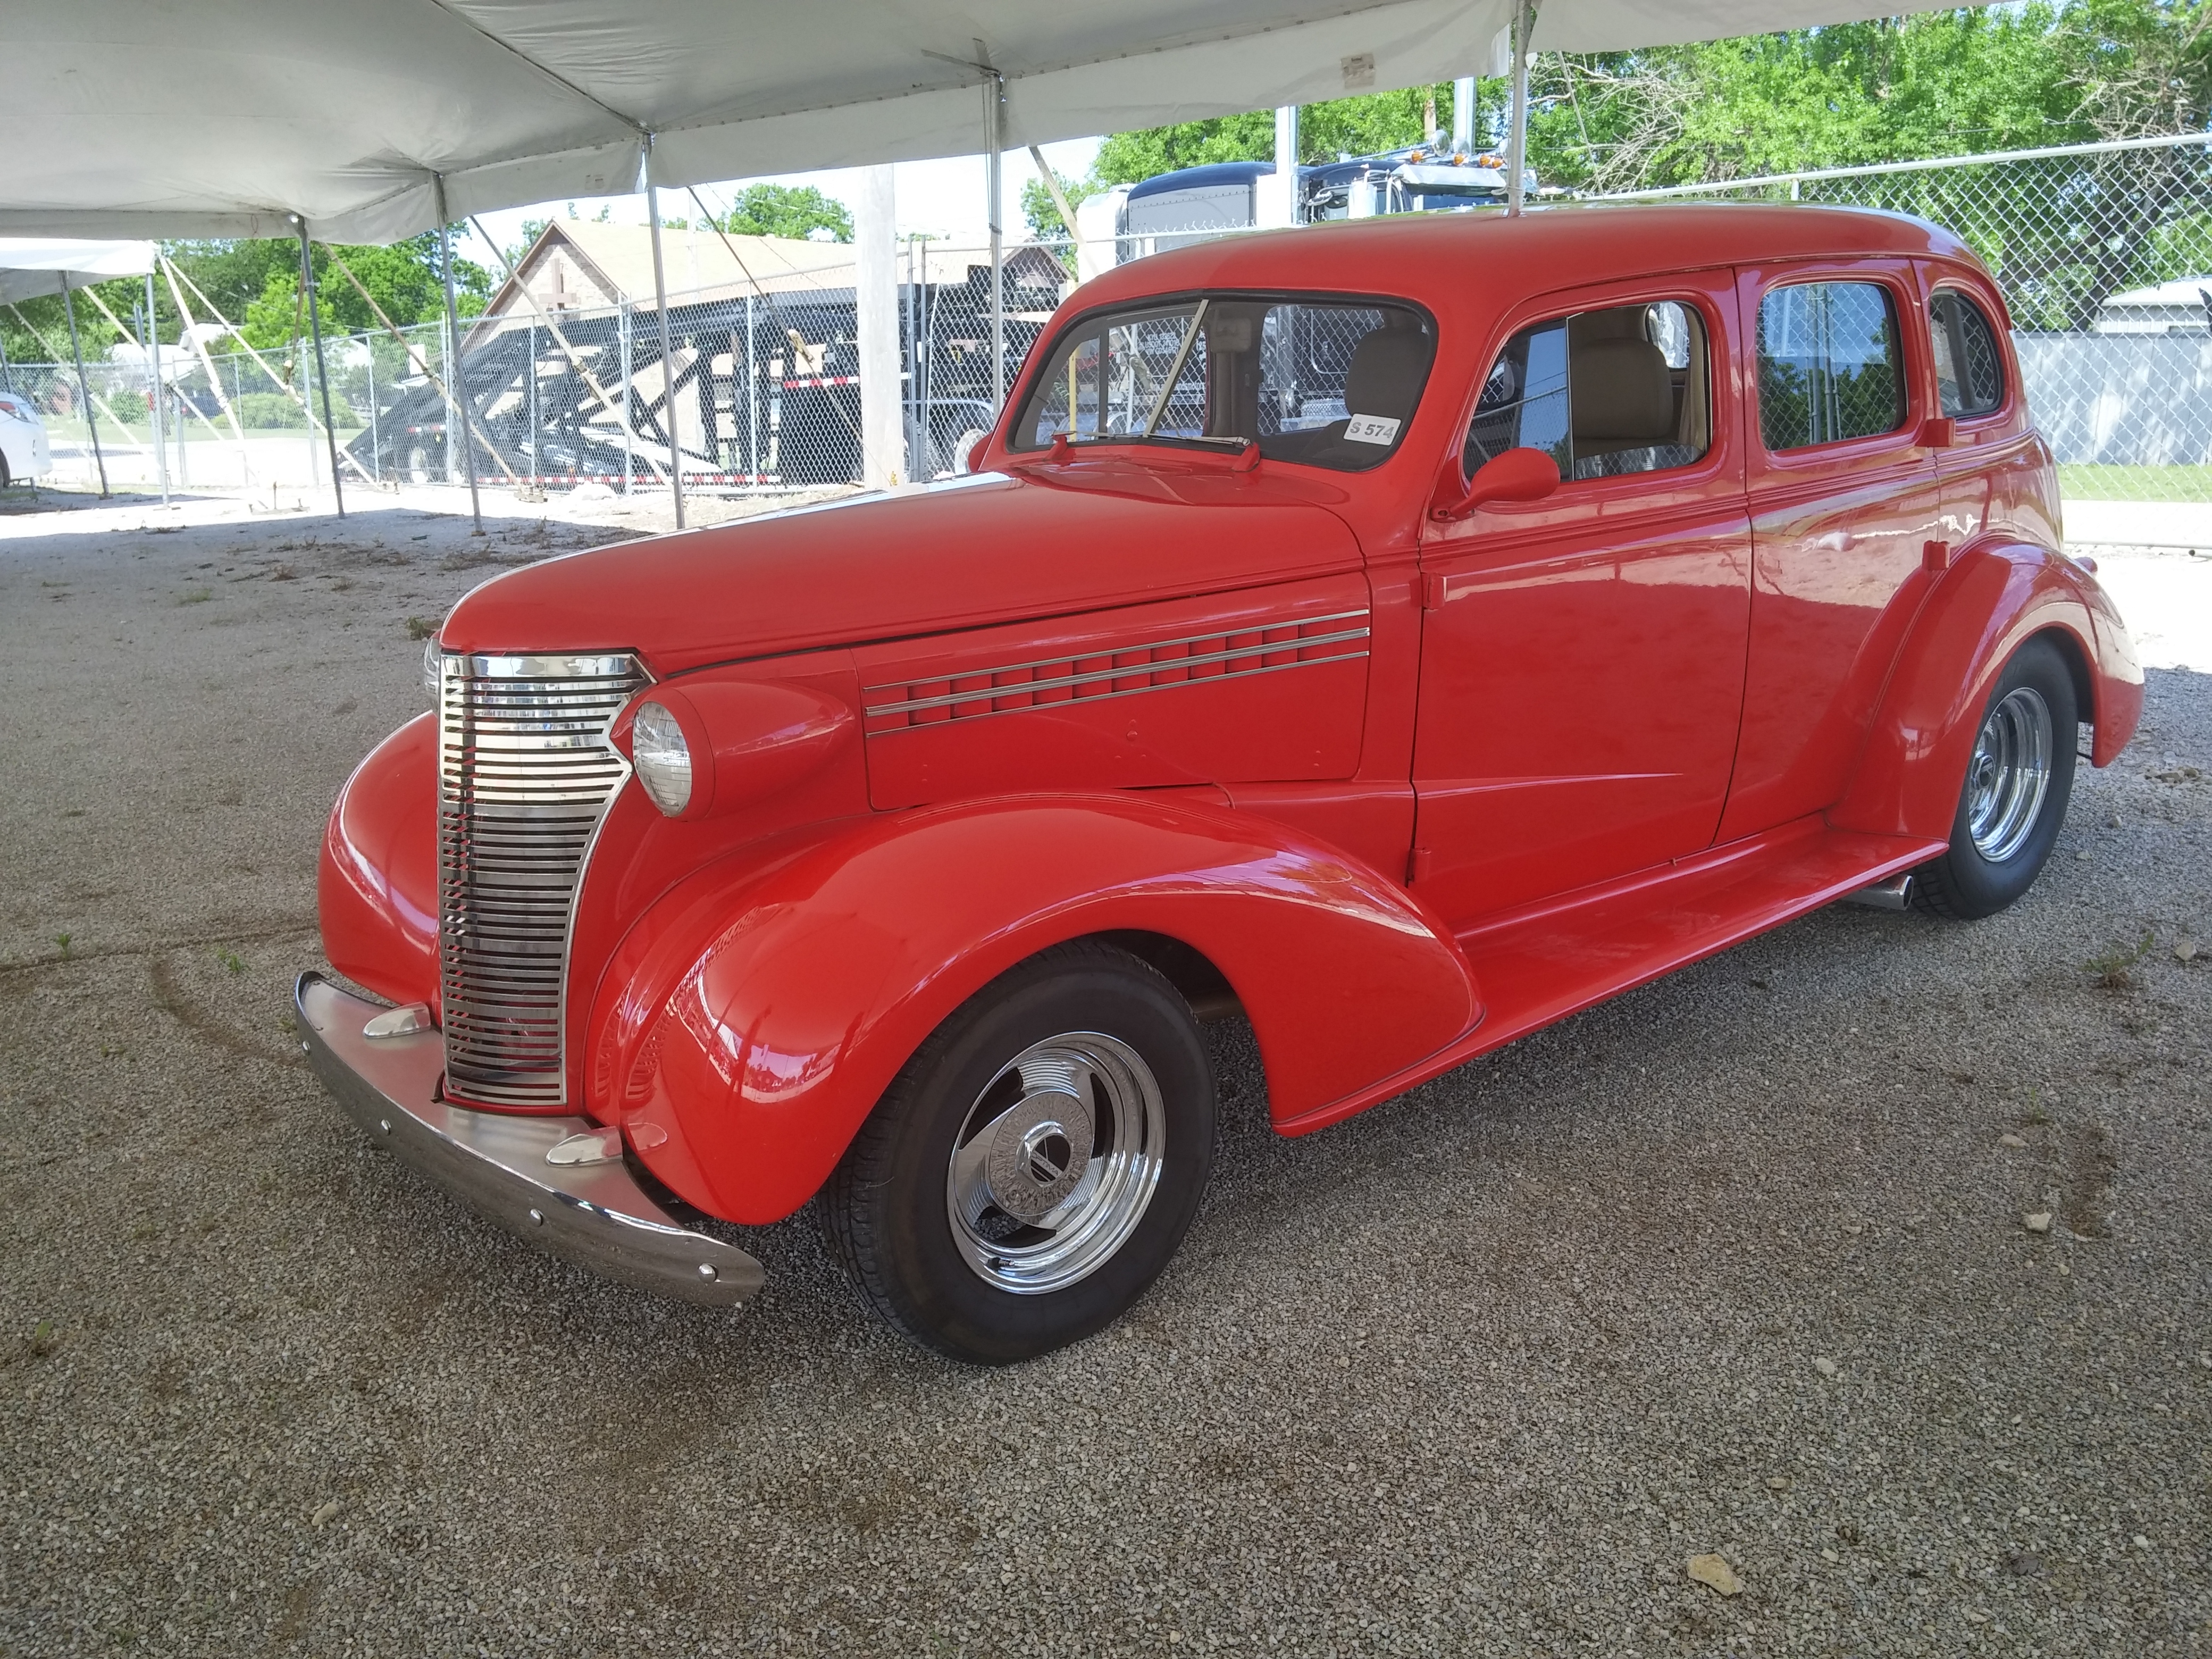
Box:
[318,204,2143,1229]
[590,794,1479,1222]
[436,467,1364,673]
[320,712,440,1011]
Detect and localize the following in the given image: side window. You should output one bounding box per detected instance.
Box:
[1756,281,1907,450]
[1463,300,1710,483]
[1929,290,2006,418]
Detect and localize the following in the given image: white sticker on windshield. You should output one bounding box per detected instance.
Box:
[1344,414,1401,445]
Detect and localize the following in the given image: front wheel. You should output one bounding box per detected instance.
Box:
[1916,635,2079,920]
[824,940,1216,1363]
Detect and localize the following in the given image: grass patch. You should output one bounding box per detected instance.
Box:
[2084,929,2155,991]
[2058,464,2212,504]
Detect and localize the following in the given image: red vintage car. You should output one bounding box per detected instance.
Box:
[300,204,2141,1362]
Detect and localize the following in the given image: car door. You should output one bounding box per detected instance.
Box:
[1714,262,1948,844]
[1411,270,1753,926]
[1921,269,2056,551]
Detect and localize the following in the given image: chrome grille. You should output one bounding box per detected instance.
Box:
[437,651,644,1108]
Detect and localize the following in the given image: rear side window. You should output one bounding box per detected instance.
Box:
[1929,290,2005,418]
[1464,300,1711,483]
[1756,282,1906,450]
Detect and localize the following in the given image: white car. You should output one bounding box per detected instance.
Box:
[0,389,49,487]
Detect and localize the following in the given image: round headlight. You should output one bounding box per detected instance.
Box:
[631,700,693,816]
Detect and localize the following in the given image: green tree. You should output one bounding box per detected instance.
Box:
[1524,3,2212,192]
[717,184,853,242]
[1021,170,1104,240]
[236,232,486,353]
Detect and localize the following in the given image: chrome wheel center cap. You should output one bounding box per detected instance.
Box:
[984,1090,1093,1220]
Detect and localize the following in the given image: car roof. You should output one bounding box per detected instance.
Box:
[1071,202,1979,311]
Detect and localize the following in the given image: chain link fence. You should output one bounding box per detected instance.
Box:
[4,329,384,495]
[13,132,2212,517]
[6,241,1069,497]
[334,240,1073,495]
[1599,132,2212,506]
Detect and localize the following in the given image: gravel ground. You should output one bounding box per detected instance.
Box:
[2,483,2208,1657]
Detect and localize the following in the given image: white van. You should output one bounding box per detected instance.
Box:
[0,389,49,486]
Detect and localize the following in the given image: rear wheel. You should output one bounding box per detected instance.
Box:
[824,940,1216,1363]
[1916,636,2078,919]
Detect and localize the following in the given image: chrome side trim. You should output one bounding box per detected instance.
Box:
[865,626,1372,718]
[864,609,1373,730]
[861,608,1372,692]
[297,973,759,1308]
[875,651,1377,729]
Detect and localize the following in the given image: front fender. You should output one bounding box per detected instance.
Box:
[319,712,440,1011]
[591,795,1481,1224]
[1830,542,2142,840]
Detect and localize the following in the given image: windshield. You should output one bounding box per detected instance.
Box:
[1010,295,1435,472]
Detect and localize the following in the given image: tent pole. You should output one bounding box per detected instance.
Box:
[984,67,1004,410]
[155,262,254,478]
[145,275,169,506]
[1506,0,1535,215]
[646,146,685,529]
[0,325,12,394]
[160,260,372,486]
[299,222,345,518]
[857,163,901,490]
[434,179,484,534]
[60,281,109,497]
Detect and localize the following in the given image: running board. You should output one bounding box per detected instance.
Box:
[1275,818,1945,1135]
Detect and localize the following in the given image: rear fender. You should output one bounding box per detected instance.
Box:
[1830,543,2141,840]
[590,794,1480,1224]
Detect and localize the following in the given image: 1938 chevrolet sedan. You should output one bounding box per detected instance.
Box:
[301,205,2142,1362]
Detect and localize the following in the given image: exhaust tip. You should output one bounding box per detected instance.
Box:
[1844,873,1915,911]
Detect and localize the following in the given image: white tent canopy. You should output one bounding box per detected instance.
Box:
[0,238,157,303]
[7,0,1973,246]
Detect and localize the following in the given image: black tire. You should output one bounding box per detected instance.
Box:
[1915,635,2078,920]
[824,940,1217,1364]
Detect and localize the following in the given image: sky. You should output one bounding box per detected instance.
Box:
[457,136,1104,272]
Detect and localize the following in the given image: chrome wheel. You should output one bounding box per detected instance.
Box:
[946,1032,1166,1295]
[1964,685,2054,863]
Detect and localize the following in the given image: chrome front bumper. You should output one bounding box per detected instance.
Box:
[295,973,761,1309]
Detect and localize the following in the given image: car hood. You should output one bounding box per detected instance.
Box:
[438,466,1365,677]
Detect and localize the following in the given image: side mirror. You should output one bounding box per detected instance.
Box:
[1432,446,1561,521]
